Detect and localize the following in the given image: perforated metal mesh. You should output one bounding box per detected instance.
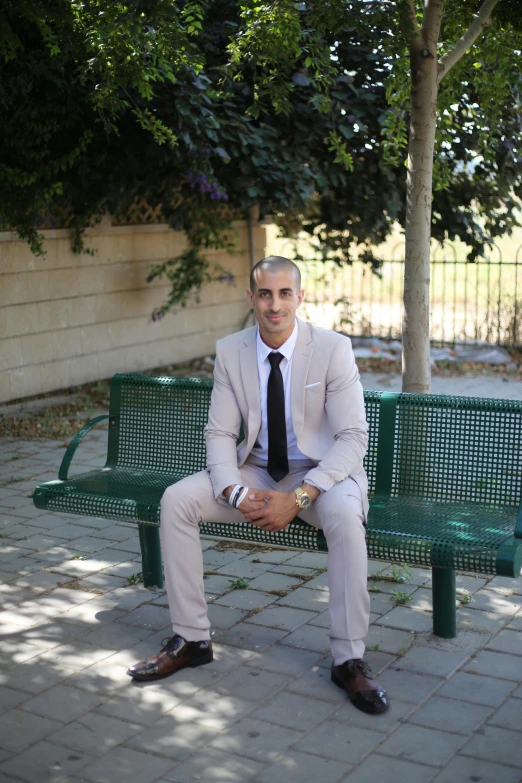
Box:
[33,376,522,573]
[389,395,522,506]
[40,468,179,525]
[364,391,381,498]
[200,519,328,551]
[114,376,212,475]
[367,498,516,573]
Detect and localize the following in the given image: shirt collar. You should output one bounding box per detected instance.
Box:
[256,320,298,364]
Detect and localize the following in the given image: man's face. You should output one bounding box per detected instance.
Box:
[247,267,304,346]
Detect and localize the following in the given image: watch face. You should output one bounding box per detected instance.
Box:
[299,495,312,509]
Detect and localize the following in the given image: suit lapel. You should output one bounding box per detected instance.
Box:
[291,318,313,438]
[239,327,261,450]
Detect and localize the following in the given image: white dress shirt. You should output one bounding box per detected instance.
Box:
[250,322,309,463]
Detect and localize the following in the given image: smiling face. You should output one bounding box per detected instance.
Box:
[247,265,304,348]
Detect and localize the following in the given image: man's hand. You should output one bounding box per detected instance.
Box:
[242,490,299,532]
[237,492,267,515]
[223,485,265,516]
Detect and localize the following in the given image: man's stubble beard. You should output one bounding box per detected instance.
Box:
[262,315,291,333]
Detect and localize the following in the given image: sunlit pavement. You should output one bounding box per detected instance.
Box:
[0,373,521,783]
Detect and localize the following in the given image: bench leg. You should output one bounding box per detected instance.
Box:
[139,524,164,589]
[432,566,456,638]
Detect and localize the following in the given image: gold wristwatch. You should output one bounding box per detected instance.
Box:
[293,486,312,510]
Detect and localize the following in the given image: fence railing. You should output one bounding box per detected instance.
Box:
[297,244,522,347]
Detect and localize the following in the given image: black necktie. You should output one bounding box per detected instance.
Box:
[267,352,289,481]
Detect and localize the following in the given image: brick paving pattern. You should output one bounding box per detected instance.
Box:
[1,374,522,782]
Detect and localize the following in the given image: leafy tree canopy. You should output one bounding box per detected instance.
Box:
[1,1,521,313]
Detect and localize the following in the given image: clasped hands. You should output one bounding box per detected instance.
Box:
[235,489,298,533]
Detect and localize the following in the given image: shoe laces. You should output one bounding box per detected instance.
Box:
[349,659,372,677]
[160,636,180,653]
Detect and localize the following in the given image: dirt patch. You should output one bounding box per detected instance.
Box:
[212,540,291,554]
[56,579,104,595]
[0,356,214,441]
[356,354,522,379]
[3,349,521,441]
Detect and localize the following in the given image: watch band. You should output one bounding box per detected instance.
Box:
[293,486,312,509]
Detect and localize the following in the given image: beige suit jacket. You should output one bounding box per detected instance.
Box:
[204,317,369,515]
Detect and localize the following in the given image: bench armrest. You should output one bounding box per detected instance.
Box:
[58,415,111,481]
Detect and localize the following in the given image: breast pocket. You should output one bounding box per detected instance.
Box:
[305,382,323,396]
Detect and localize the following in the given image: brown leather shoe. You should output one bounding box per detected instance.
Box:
[126,635,213,681]
[331,659,388,714]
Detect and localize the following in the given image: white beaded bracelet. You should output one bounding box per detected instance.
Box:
[228,484,242,507]
[235,486,249,508]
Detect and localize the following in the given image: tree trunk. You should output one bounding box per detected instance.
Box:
[402,1,443,393]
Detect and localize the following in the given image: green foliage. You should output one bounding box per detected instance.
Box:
[126,571,144,586]
[229,577,250,589]
[396,639,412,657]
[456,590,473,605]
[369,564,414,584]
[326,132,354,172]
[391,589,413,606]
[228,0,303,117]
[230,0,522,265]
[389,564,414,584]
[2,0,522,314]
[370,0,522,260]
[0,0,190,252]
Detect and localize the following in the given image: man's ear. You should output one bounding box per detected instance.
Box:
[297,289,305,308]
[246,289,254,308]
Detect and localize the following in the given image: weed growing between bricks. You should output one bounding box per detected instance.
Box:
[56,579,103,595]
[213,540,291,554]
[391,589,413,607]
[243,606,265,619]
[395,639,413,656]
[368,564,414,584]
[229,578,250,590]
[457,590,473,605]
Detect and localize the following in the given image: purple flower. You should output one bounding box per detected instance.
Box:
[185,171,228,200]
[217,272,235,286]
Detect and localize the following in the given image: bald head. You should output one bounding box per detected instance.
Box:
[249,256,301,293]
[247,255,304,346]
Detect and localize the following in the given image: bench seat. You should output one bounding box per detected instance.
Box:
[35,469,521,574]
[33,374,522,640]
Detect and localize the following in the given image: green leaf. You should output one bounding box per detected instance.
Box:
[215,146,230,161]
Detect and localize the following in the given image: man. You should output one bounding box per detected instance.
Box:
[128,256,388,715]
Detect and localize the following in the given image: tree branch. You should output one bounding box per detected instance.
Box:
[405,0,421,36]
[438,0,501,82]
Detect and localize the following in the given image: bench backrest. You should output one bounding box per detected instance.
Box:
[107,375,522,509]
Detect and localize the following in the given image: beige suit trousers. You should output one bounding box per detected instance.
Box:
[160,461,370,664]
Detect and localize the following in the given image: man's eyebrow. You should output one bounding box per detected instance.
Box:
[256,287,294,293]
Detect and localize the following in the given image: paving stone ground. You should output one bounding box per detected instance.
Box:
[1,373,522,783]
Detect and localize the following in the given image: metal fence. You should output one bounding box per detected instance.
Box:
[297,243,522,347]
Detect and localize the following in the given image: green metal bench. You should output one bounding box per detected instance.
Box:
[33,373,522,640]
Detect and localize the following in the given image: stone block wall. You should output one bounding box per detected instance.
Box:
[0,217,267,403]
